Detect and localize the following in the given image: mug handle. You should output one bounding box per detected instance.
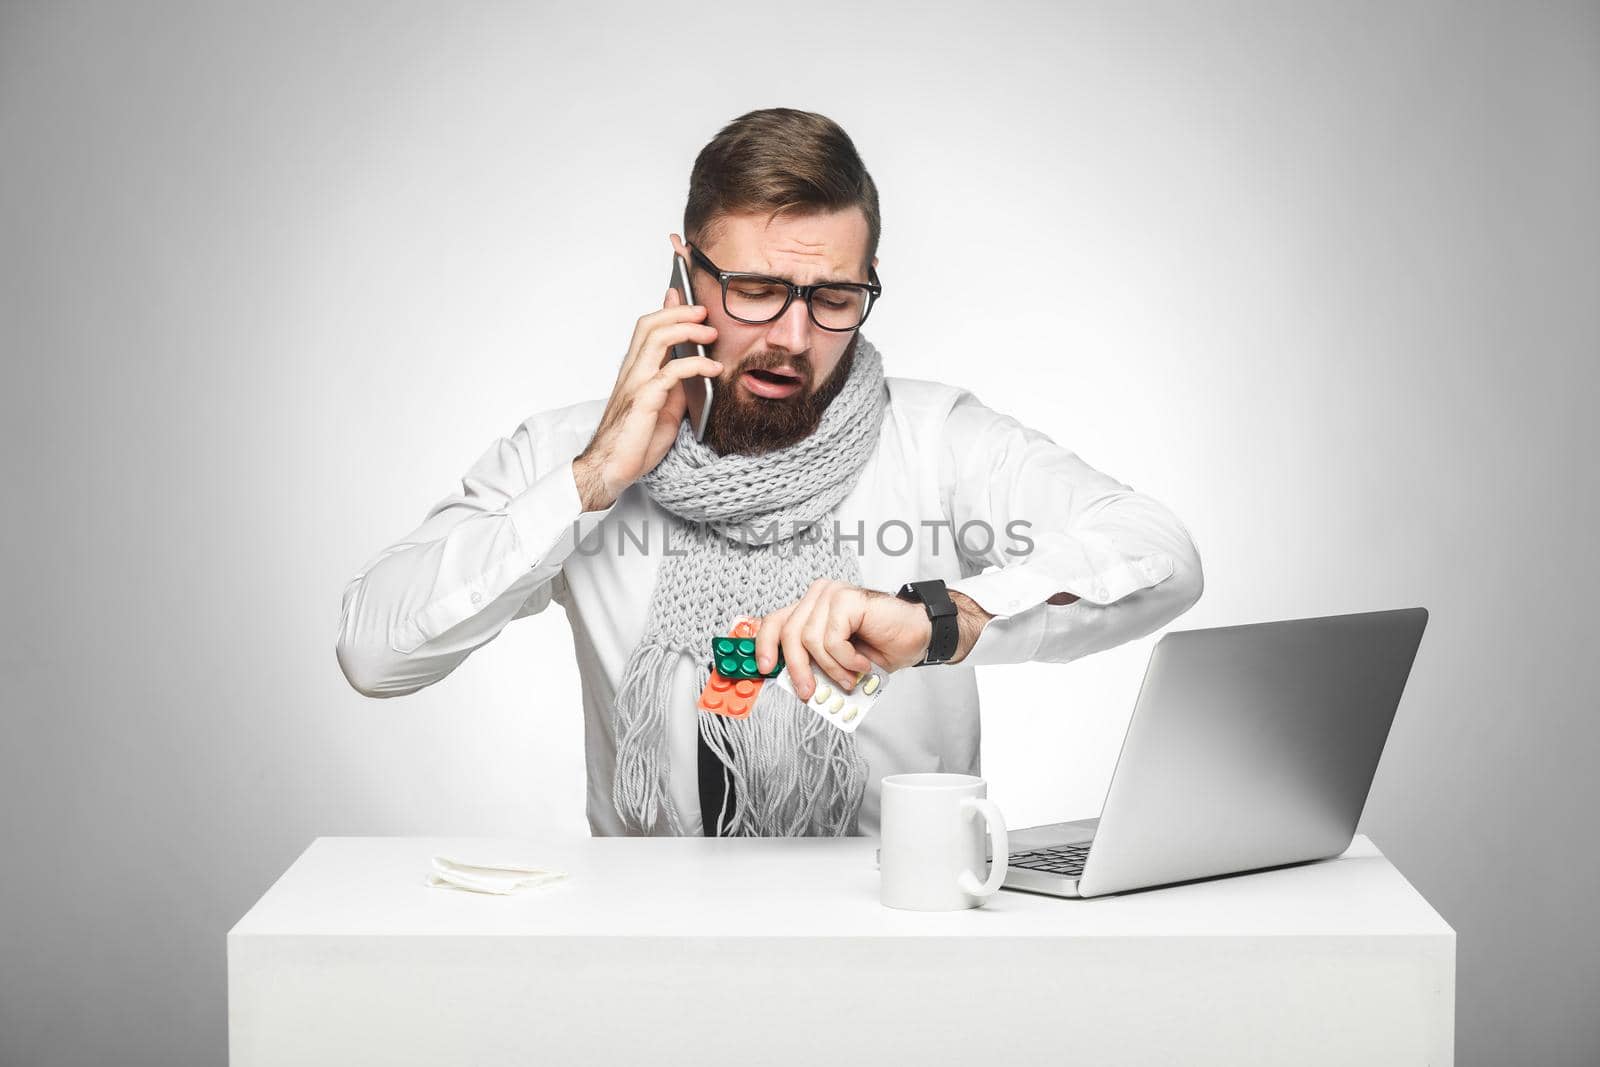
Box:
[956,797,1009,897]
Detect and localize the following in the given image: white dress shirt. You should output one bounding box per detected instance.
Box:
[337,372,1205,836]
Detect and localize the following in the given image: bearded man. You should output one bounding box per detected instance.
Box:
[337,107,1204,838]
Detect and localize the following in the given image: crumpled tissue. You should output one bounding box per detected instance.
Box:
[426,854,568,895]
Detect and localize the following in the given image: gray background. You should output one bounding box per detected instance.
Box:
[2,1,1594,1064]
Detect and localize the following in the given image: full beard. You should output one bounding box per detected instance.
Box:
[703,334,859,456]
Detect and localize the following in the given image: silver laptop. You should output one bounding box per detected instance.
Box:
[995,607,1428,898]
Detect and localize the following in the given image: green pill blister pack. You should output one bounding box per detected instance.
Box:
[709,636,785,680]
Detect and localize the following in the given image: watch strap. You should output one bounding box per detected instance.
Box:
[896,579,960,665]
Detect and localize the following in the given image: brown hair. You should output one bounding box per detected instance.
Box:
[683,108,881,273]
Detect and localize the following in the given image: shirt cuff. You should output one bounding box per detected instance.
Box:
[401,459,613,651]
[954,598,1049,666]
[949,545,1177,667]
[505,456,616,566]
[950,542,1177,618]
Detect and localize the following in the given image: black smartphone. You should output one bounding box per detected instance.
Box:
[668,251,714,441]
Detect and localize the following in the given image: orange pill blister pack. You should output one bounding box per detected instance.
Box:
[696,616,766,720]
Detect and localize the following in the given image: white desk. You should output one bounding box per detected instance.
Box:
[228,834,1453,1065]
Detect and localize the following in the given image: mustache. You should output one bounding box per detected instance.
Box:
[732,352,811,383]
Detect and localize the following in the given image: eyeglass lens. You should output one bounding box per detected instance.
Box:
[725,278,870,329]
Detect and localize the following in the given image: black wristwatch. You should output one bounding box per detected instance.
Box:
[896,579,960,666]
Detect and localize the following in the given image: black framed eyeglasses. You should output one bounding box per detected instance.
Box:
[688,244,882,332]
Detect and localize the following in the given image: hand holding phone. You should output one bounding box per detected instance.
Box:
[570,240,721,511]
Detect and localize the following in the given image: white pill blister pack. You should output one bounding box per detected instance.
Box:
[771,661,890,734]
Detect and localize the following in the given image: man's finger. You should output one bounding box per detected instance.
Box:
[754,605,794,674]
[812,588,876,687]
[634,316,716,383]
[779,599,817,699]
[618,303,710,386]
[637,354,724,402]
[777,580,831,699]
[818,588,872,689]
[802,597,854,696]
[850,635,891,668]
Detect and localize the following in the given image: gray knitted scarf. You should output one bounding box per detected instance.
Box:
[609,336,889,836]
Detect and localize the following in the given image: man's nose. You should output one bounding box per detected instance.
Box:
[764,294,811,353]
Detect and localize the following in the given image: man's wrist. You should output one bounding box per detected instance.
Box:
[571,453,616,513]
[947,589,993,665]
[895,582,993,666]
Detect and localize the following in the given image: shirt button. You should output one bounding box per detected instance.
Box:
[470,591,483,605]
[1094,585,1109,601]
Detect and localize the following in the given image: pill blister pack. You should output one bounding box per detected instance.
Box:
[770,659,890,734]
[698,672,762,719]
[710,635,784,679]
[696,616,770,720]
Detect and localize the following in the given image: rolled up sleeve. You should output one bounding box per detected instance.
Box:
[336,410,612,697]
[937,391,1204,666]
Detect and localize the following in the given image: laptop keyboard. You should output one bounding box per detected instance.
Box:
[1008,843,1090,877]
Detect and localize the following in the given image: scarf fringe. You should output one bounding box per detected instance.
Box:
[611,644,686,835]
[697,674,868,837]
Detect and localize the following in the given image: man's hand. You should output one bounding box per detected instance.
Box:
[572,238,723,512]
[754,580,995,700]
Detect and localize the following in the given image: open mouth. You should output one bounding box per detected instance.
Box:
[741,366,805,399]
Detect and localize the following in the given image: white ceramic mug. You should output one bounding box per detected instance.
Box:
[879,773,1009,911]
